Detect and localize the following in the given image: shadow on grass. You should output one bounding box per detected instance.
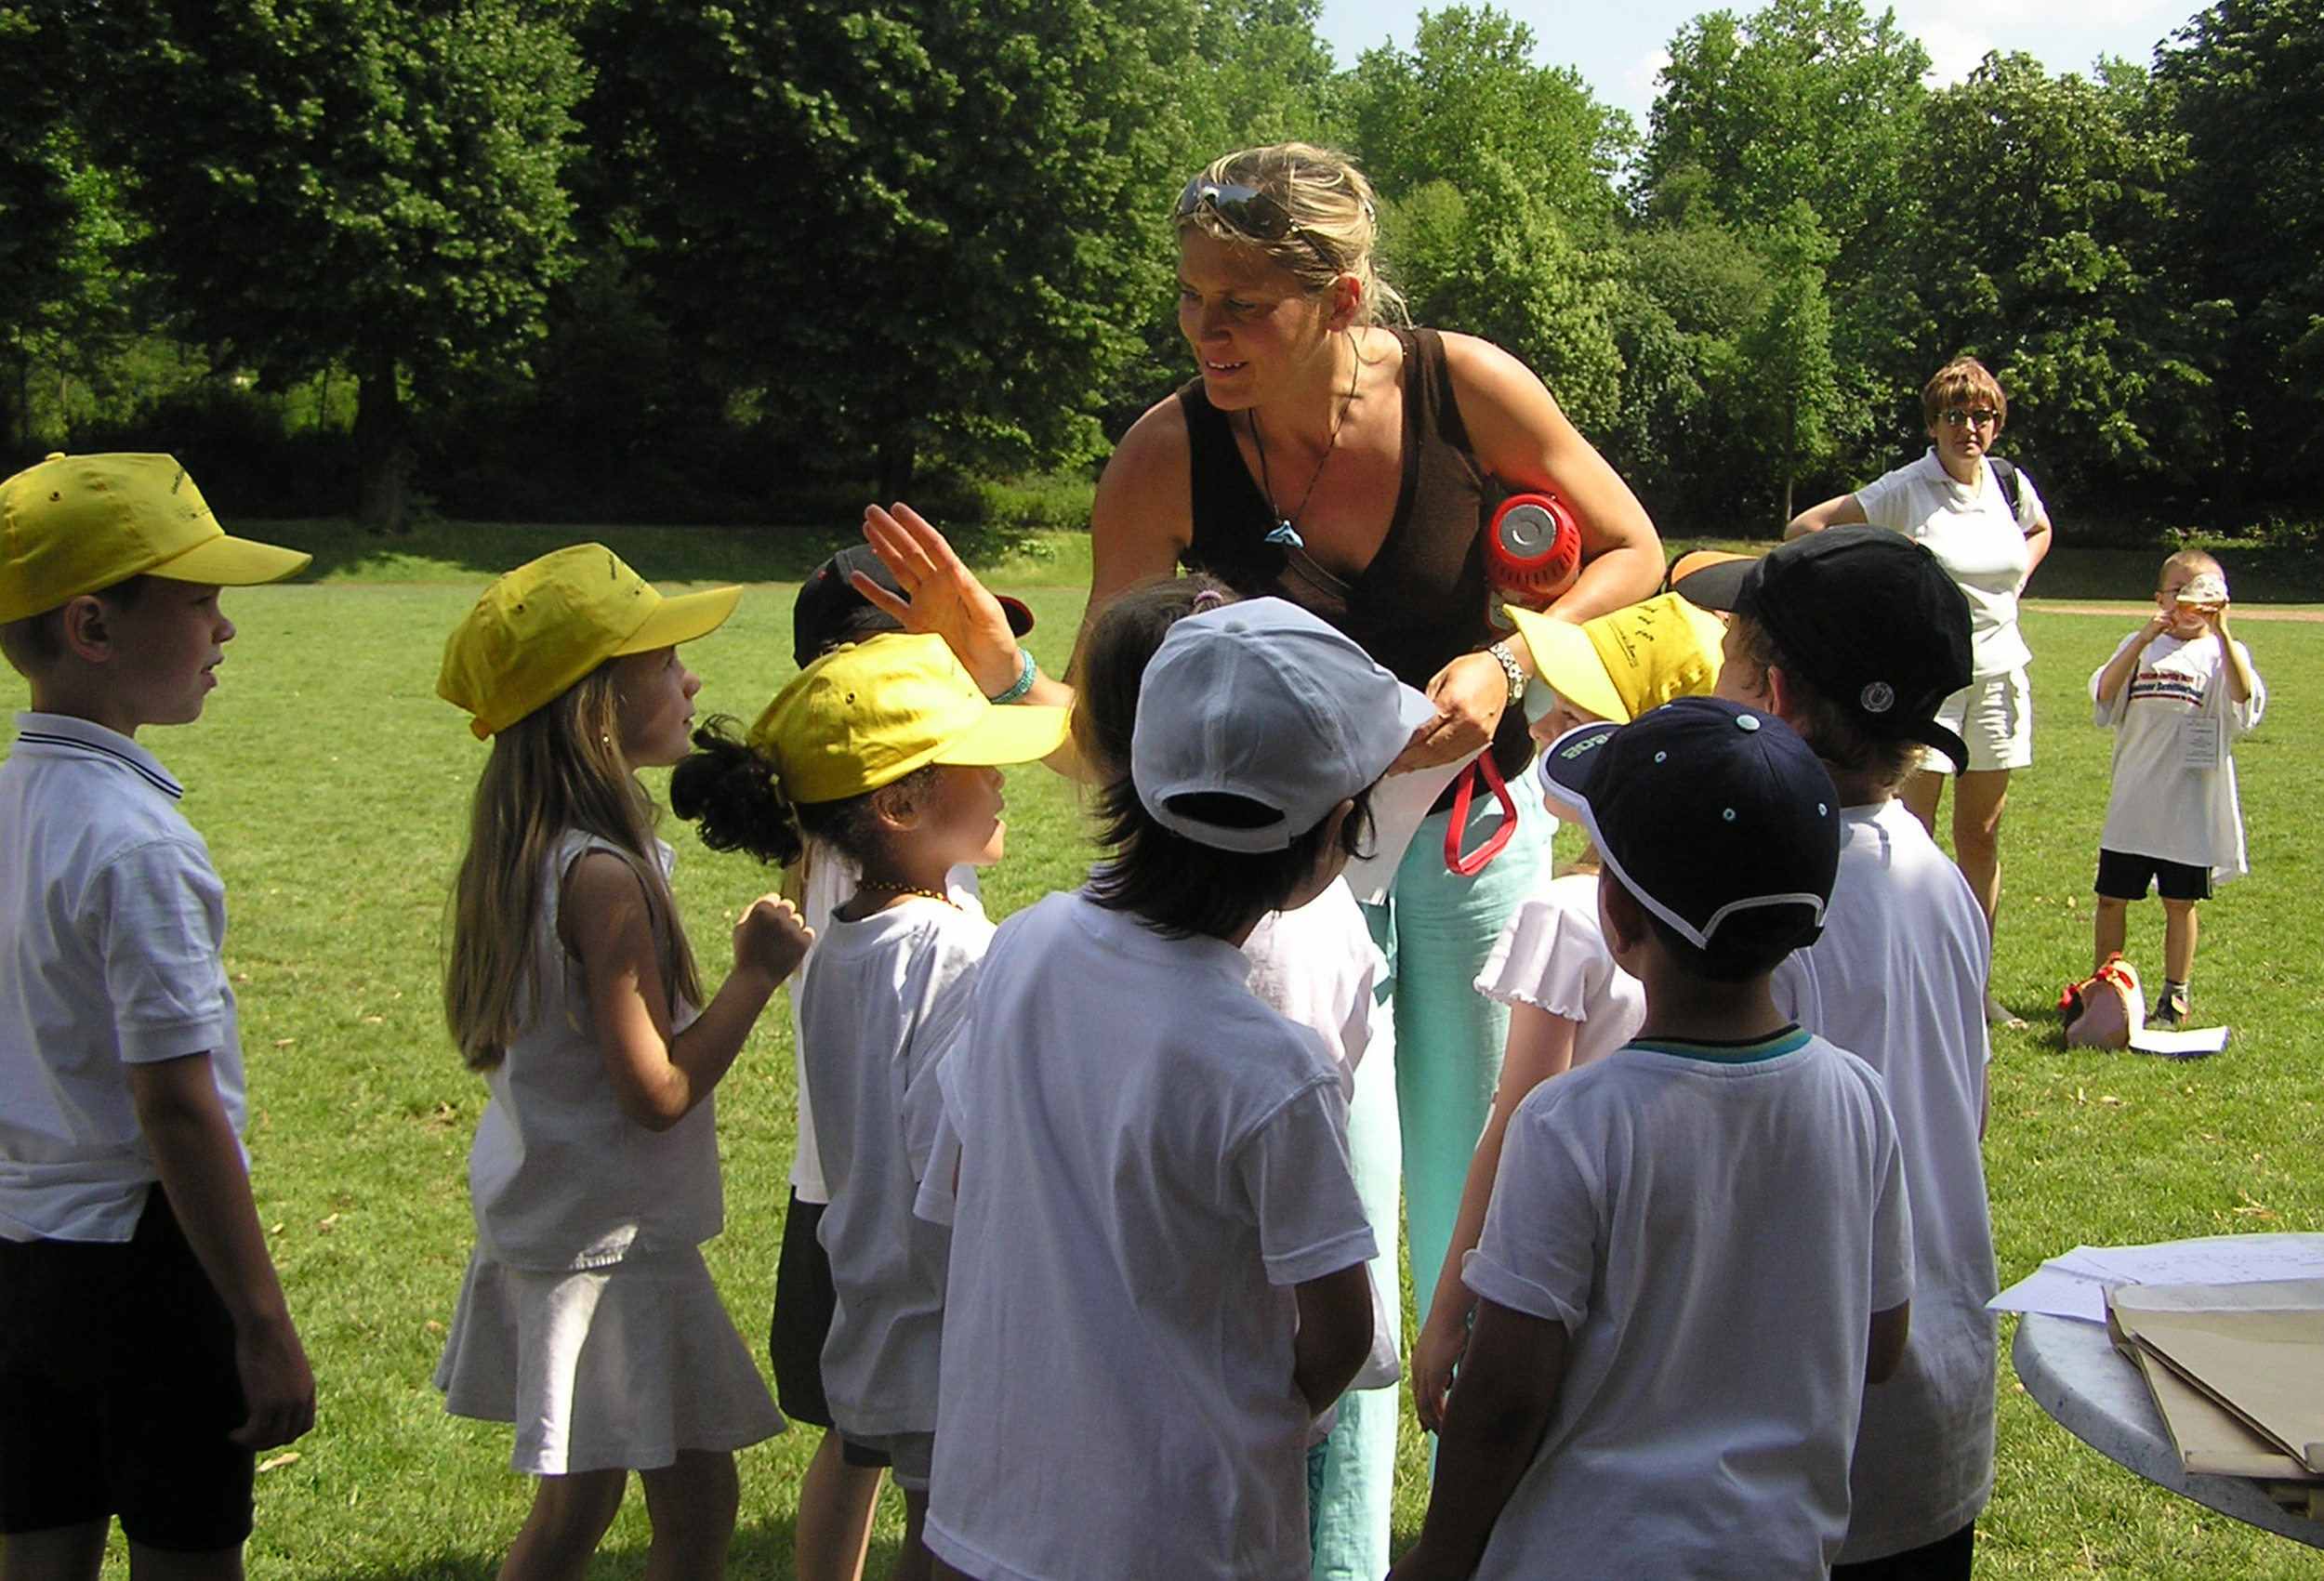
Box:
[322,1514,898,1581]
[252,518,1064,587]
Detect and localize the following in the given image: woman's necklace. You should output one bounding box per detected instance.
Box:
[857,878,958,909]
[1250,347,1361,550]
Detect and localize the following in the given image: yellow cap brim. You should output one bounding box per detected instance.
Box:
[148,533,312,588]
[1506,605,1629,723]
[932,703,1071,768]
[614,584,743,654]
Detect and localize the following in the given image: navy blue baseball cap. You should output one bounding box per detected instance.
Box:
[1538,697,1840,953]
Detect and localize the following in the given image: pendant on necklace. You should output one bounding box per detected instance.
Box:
[1265,520,1304,547]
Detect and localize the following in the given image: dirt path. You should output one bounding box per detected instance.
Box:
[2029,601,2324,622]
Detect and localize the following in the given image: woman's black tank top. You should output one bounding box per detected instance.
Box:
[1177,324,1530,781]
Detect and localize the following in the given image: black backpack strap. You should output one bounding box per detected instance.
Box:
[1988,455,2020,515]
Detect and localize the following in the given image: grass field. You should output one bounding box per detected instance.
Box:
[2,529,2320,1577]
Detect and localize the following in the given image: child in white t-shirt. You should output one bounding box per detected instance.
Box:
[923,599,1428,1581]
[1680,526,1997,1577]
[1391,697,1912,1581]
[760,547,1034,1581]
[2088,549,2265,1027]
[672,633,1066,1581]
[1407,594,1726,1428]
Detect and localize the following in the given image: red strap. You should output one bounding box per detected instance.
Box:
[1444,753,1520,877]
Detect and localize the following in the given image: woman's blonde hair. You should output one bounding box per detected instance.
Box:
[1180,143,1407,326]
[444,665,701,1071]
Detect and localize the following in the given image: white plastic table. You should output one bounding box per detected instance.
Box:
[2013,1312,2324,1548]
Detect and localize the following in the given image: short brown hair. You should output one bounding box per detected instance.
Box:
[2159,548,2223,591]
[1921,356,2008,433]
[0,576,153,679]
[1732,613,1923,796]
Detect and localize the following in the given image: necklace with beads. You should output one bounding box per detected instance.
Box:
[1250,346,1361,549]
[856,878,958,909]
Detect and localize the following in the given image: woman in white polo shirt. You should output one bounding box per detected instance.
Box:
[1787,356,2053,1027]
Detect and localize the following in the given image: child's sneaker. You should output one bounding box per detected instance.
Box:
[2152,983,2189,1028]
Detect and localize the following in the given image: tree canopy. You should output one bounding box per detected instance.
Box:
[6,0,2317,535]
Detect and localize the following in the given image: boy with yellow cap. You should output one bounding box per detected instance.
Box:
[0,453,313,1581]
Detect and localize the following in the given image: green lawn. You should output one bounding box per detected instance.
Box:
[1,536,2319,1577]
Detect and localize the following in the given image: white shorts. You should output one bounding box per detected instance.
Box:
[1925,668,2032,775]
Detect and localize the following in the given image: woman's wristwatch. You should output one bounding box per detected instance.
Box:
[1485,640,1526,707]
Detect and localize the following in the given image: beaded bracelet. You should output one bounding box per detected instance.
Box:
[988,647,1037,705]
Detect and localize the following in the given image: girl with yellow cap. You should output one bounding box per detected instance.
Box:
[434,544,812,1581]
[671,632,1066,1581]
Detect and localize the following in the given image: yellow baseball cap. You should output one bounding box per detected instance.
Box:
[439,544,742,738]
[748,632,1068,804]
[0,452,311,624]
[1507,593,1726,724]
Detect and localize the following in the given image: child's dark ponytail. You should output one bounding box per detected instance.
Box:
[670,718,807,868]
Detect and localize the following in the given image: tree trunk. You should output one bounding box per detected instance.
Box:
[875,430,918,504]
[354,356,412,534]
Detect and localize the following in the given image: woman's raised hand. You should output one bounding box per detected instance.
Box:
[860,503,1027,697]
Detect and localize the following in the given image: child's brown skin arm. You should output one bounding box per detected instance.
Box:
[1868,1300,1911,1385]
[129,1054,316,1450]
[1292,1261,1376,1416]
[1389,1298,1568,1581]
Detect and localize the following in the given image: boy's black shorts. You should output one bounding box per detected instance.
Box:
[0,1188,255,1551]
[2095,849,2213,903]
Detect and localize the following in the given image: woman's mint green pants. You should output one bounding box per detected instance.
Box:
[1311,797,1551,1576]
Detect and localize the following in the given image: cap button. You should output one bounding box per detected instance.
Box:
[44,452,64,463]
[1736,713,1762,731]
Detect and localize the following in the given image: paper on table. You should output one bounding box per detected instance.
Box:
[1340,754,1477,906]
[1991,1233,2324,1324]
[1992,1263,2112,1324]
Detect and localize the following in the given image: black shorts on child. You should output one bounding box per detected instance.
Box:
[0,1188,255,1550]
[769,1189,840,1429]
[2095,848,2213,903]
[769,1190,892,1469]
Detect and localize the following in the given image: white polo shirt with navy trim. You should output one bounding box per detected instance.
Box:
[0,712,244,1243]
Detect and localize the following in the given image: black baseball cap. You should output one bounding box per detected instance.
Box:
[1538,698,1840,955]
[791,544,1034,668]
[1672,527,1974,771]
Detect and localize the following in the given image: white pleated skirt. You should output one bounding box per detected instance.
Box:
[434,1244,785,1475]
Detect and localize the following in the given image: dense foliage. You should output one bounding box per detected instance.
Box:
[2,0,2312,534]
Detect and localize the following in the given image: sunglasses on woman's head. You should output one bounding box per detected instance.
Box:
[1176,178,1300,243]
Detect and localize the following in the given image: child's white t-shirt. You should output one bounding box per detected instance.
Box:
[2091,630,2265,879]
[1461,1030,1913,1580]
[925,889,1376,1581]
[789,849,983,1203]
[1773,800,1996,1561]
[1242,876,1377,1094]
[1242,876,1401,1395]
[1472,872,1644,1069]
[797,896,991,1440]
